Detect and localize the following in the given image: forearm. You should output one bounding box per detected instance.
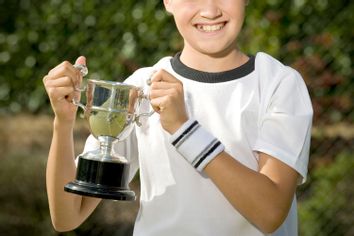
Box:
[204,152,297,233]
[46,119,100,231]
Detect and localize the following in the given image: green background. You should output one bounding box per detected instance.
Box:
[0,0,353,235]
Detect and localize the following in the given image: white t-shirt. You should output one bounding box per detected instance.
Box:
[83,52,313,236]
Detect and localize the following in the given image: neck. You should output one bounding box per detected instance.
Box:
[179,46,249,73]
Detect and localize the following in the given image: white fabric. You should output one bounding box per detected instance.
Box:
[82,52,313,235]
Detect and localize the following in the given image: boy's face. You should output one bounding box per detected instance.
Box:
[164,0,246,56]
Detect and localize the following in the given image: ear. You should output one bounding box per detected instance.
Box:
[163,0,173,14]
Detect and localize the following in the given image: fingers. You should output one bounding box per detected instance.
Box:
[45,57,85,83]
[148,69,188,133]
[149,86,180,101]
[149,69,182,97]
[47,61,79,79]
[75,56,86,66]
[43,57,86,102]
[150,96,169,113]
[150,81,177,91]
[46,86,76,102]
[45,56,86,85]
[43,72,79,97]
[150,69,181,84]
[44,76,75,88]
[149,70,185,115]
[74,56,88,77]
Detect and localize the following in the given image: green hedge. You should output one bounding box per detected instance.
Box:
[0,0,353,123]
[298,152,354,236]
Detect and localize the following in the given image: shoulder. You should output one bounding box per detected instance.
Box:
[255,52,300,78]
[255,52,313,114]
[255,52,305,89]
[124,56,173,87]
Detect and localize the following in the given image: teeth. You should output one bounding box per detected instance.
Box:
[198,23,224,32]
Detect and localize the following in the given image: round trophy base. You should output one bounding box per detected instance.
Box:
[64,157,136,201]
[64,181,136,201]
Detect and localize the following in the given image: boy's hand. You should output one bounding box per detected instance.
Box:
[43,56,86,125]
[149,69,188,134]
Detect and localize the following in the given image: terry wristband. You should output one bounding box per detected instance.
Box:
[170,119,225,172]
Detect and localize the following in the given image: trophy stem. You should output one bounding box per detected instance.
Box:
[98,136,117,162]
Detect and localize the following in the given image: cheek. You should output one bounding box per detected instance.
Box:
[170,1,198,24]
[223,6,245,27]
[172,11,194,33]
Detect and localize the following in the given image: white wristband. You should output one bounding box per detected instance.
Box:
[170,119,225,172]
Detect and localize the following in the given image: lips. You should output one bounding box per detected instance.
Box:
[196,22,226,33]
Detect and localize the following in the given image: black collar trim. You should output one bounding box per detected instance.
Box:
[170,52,255,83]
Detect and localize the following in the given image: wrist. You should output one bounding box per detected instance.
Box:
[169,118,225,172]
[166,118,189,134]
[53,117,75,133]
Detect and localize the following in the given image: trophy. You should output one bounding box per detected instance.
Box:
[64,65,151,200]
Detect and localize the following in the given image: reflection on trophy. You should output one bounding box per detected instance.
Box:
[64,68,151,200]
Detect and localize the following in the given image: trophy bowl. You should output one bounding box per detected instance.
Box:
[65,78,148,201]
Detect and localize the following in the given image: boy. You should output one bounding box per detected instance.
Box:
[43,0,313,235]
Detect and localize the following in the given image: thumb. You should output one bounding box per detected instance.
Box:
[75,56,86,65]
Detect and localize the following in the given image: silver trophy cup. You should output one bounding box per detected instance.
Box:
[64,77,150,200]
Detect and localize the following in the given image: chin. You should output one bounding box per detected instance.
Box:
[197,45,237,58]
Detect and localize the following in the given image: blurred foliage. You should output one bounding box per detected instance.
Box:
[0,0,179,114]
[240,0,353,124]
[0,0,353,235]
[298,152,354,236]
[0,0,353,121]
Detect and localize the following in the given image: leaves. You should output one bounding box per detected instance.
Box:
[0,0,353,122]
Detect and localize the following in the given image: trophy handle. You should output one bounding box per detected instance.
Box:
[134,74,157,126]
[72,64,88,111]
[73,64,88,77]
[72,97,86,111]
[135,91,154,127]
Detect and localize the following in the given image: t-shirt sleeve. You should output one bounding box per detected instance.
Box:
[253,68,313,184]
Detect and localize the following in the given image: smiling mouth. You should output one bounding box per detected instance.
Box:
[196,22,226,33]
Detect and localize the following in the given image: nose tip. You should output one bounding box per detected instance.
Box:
[199,3,222,19]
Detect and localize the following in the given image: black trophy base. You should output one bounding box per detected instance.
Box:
[64,181,136,201]
[64,157,136,201]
